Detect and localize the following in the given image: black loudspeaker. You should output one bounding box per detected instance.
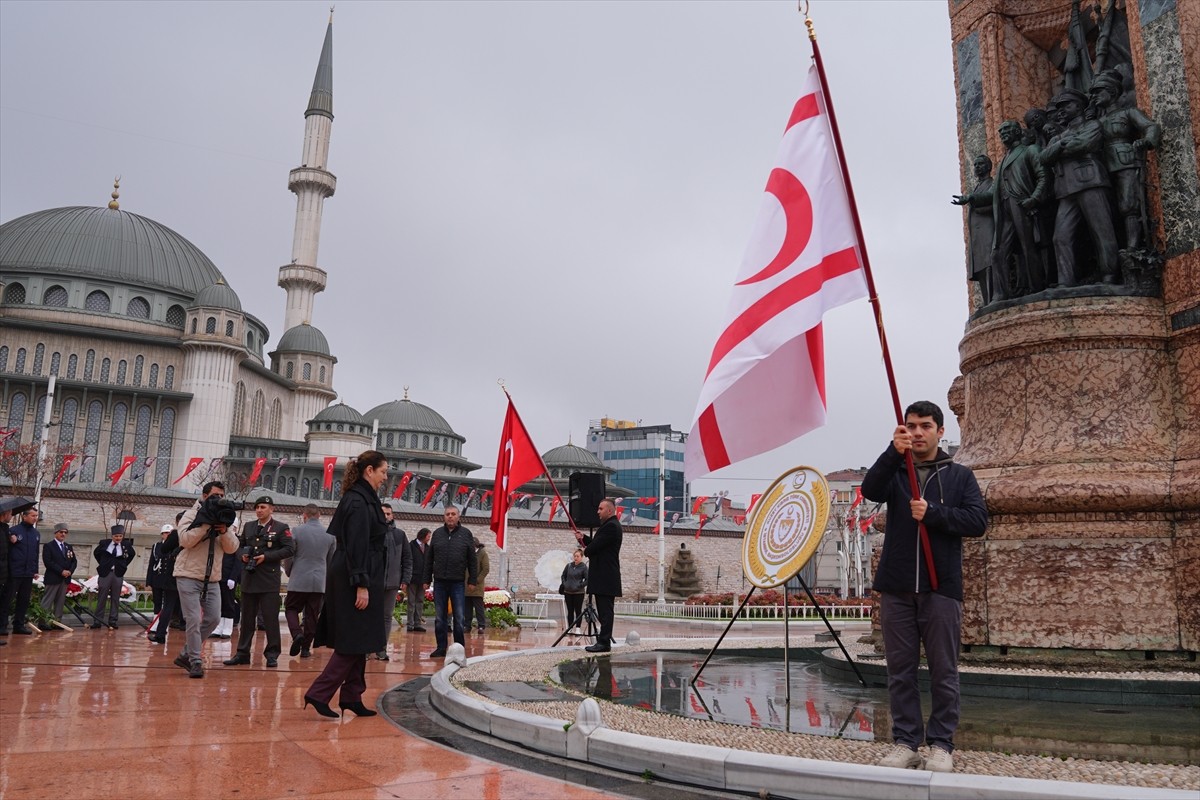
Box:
[568,472,605,528]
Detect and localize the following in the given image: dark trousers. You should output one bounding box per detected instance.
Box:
[591,594,615,646]
[432,579,466,652]
[219,581,239,621]
[307,651,367,705]
[236,590,282,659]
[285,591,323,644]
[151,586,164,614]
[564,593,584,630]
[1054,187,1119,285]
[0,577,33,630]
[153,589,180,638]
[880,591,963,752]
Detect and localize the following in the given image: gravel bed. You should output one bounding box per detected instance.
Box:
[450,639,1200,792]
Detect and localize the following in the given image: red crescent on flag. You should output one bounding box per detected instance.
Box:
[736,168,814,286]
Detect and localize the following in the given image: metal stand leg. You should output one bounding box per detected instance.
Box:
[691,587,755,685]
[795,573,867,687]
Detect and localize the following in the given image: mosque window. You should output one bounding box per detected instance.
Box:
[107,402,129,476]
[205,317,216,334]
[5,392,26,440]
[116,359,128,385]
[4,283,26,304]
[319,365,326,383]
[386,432,394,448]
[164,365,175,390]
[155,408,175,487]
[43,285,68,307]
[166,304,186,328]
[263,474,274,490]
[127,296,151,319]
[50,352,61,377]
[287,477,296,494]
[270,399,282,439]
[433,436,440,451]
[100,358,111,383]
[133,356,144,386]
[303,363,312,380]
[337,423,344,432]
[300,477,310,496]
[190,318,197,334]
[82,400,103,481]
[251,390,265,437]
[148,363,158,387]
[132,405,152,483]
[58,398,78,452]
[232,382,246,435]
[84,350,95,380]
[33,344,45,376]
[15,348,27,373]
[443,438,449,453]
[422,435,430,450]
[411,434,418,448]
[286,362,294,379]
[31,396,46,444]
[0,346,7,372]
[311,481,321,499]
[225,320,234,337]
[85,290,110,312]
[67,354,78,379]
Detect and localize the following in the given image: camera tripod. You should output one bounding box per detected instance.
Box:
[552,593,600,647]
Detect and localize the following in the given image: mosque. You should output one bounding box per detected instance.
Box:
[0,18,615,510]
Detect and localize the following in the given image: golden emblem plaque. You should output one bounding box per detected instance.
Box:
[741,466,830,589]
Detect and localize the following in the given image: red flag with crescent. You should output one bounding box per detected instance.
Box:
[684,64,867,480]
[548,497,560,522]
[322,457,337,490]
[173,457,204,485]
[54,454,76,486]
[247,457,267,485]
[694,513,709,540]
[108,455,137,486]
[489,397,552,551]
[391,470,414,499]
[420,480,441,508]
[748,493,763,514]
[691,496,709,515]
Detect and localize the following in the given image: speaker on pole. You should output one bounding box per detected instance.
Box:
[568,472,605,528]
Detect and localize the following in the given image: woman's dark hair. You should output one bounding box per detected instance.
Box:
[342,450,387,493]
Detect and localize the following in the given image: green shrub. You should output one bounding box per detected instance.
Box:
[486,606,519,630]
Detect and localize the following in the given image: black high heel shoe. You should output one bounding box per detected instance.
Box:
[304,695,339,718]
[339,700,377,717]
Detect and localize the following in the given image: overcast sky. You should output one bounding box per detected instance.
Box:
[0,0,967,503]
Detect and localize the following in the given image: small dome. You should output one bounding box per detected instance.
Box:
[363,398,456,436]
[276,323,330,356]
[309,402,367,426]
[543,443,606,471]
[189,280,242,311]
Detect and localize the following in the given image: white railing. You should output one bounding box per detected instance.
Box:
[513,598,871,621]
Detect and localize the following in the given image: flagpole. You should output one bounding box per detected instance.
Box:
[657,439,666,606]
[803,9,938,589]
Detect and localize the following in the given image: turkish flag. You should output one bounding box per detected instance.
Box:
[691,496,709,515]
[420,480,441,508]
[391,470,414,499]
[489,397,550,550]
[247,457,267,485]
[54,454,76,486]
[108,455,138,486]
[322,457,337,490]
[684,64,867,479]
[748,493,763,514]
[173,457,204,485]
[548,497,560,522]
[694,513,709,540]
[849,485,863,510]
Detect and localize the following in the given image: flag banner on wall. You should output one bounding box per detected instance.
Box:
[391,471,414,499]
[420,480,442,508]
[694,513,710,540]
[108,455,137,486]
[247,457,268,485]
[172,457,204,485]
[691,496,709,515]
[322,457,337,490]
[54,454,76,486]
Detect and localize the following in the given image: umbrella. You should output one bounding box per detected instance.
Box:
[0,496,36,514]
[534,549,573,591]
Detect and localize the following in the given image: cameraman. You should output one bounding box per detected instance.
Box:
[173,481,239,678]
[224,496,293,668]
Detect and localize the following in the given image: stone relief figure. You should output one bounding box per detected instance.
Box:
[952,155,996,304]
[1040,88,1121,287]
[993,120,1048,298]
[1089,68,1161,252]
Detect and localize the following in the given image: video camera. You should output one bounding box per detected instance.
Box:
[190,496,243,531]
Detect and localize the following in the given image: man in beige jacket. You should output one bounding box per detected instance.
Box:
[173,481,240,678]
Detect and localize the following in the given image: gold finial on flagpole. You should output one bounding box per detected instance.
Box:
[799,0,815,41]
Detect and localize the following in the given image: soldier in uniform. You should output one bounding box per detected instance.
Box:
[224,496,294,668]
[1090,69,1161,251]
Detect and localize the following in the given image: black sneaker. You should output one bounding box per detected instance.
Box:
[428,649,446,658]
[289,636,305,657]
[173,653,191,670]
[188,660,204,679]
[265,657,278,668]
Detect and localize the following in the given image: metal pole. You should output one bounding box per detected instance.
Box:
[371,418,379,451]
[795,571,867,687]
[783,580,791,707]
[33,375,56,506]
[657,438,666,605]
[692,586,755,685]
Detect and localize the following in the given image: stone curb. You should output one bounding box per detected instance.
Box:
[427,645,1196,800]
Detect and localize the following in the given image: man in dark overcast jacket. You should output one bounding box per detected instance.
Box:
[583,498,623,653]
[422,506,476,658]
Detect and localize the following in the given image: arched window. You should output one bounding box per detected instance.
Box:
[107,402,129,477]
[127,296,151,319]
[85,290,110,312]
[148,363,158,387]
[385,432,394,448]
[337,423,344,432]
[155,408,175,487]
[100,358,111,383]
[231,382,246,435]
[50,352,61,376]
[225,320,234,337]
[287,477,296,495]
[0,346,8,372]
[311,479,321,499]
[5,392,27,440]
[251,390,265,437]
[4,283,27,304]
[433,436,440,452]
[410,434,418,448]
[205,317,216,334]
[303,363,312,380]
[33,344,45,376]
[190,318,197,334]
[300,477,310,497]
[270,399,282,439]
[43,285,68,307]
[263,474,273,490]
[84,350,95,380]
[132,405,152,483]
[82,400,103,481]
[164,365,175,390]
[319,365,326,383]
[422,435,430,450]
[58,398,79,452]
[133,355,144,386]
[67,353,78,379]
[14,348,27,373]
[286,362,294,379]
[166,304,186,328]
[116,359,128,385]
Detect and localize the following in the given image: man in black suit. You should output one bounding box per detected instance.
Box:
[582,498,622,653]
[41,523,78,622]
[93,525,135,629]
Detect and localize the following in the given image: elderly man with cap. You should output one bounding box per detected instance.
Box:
[224,495,294,668]
[1,503,43,635]
[93,525,136,629]
[0,497,37,641]
[41,523,78,623]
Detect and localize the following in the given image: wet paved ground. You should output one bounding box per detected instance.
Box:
[0,619,630,800]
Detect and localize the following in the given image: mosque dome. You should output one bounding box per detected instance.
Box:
[309,402,367,426]
[543,443,607,471]
[276,323,331,356]
[0,206,224,296]
[363,397,457,436]
[190,280,242,311]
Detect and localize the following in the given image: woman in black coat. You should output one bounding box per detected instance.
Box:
[305,450,390,718]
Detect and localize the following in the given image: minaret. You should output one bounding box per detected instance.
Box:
[278,14,336,332]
